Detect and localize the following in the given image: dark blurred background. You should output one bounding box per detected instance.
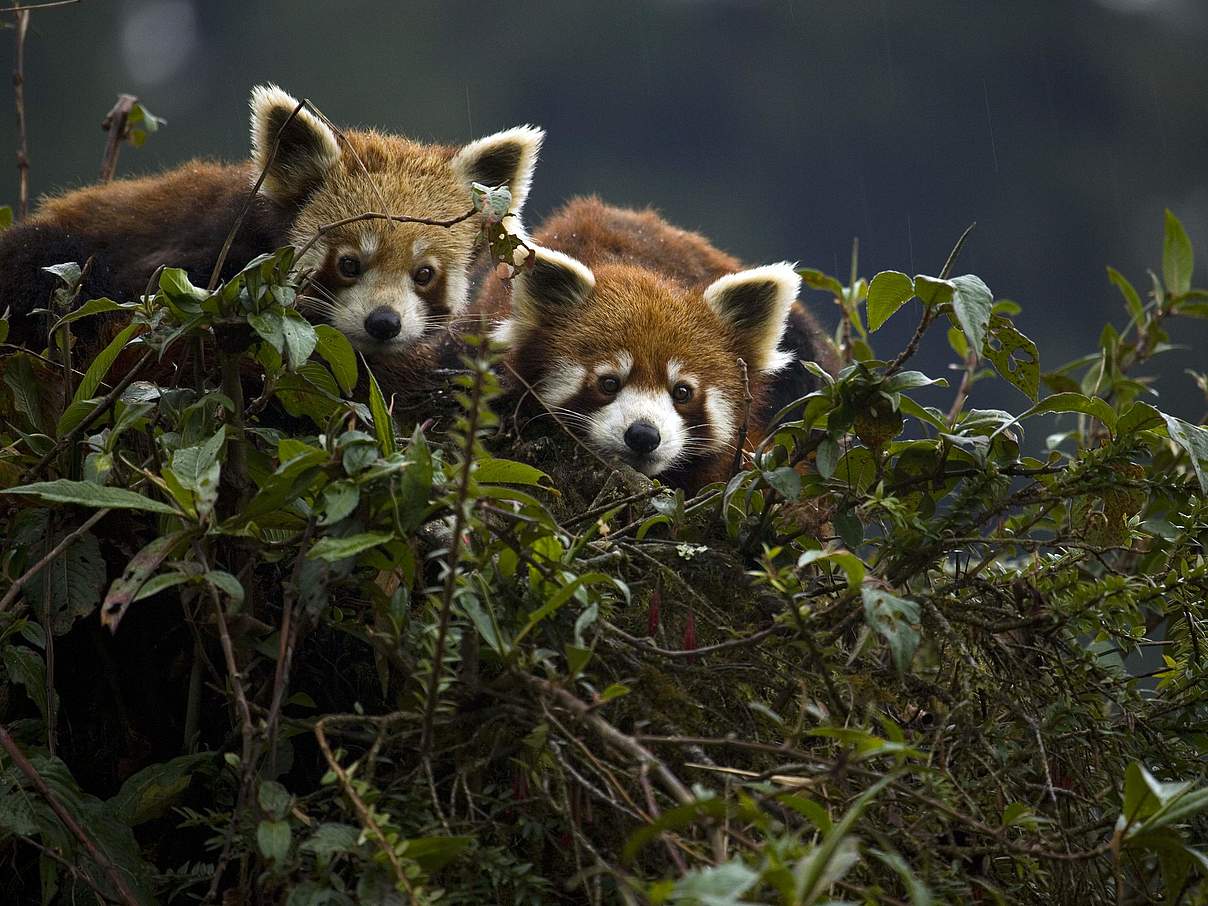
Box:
[2,0,1206,421]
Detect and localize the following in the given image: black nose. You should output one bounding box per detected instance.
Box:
[364,306,401,340]
[624,421,661,454]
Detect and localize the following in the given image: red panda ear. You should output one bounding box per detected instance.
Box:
[510,248,595,326]
[703,263,801,373]
[452,125,544,217]
[249,85,341,207]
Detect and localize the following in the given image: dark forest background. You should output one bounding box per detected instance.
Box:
[3,0,1207,420]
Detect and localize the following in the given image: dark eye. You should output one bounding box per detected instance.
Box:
[413,265,435,287]
[337,255,362,279]
[672,384,693,404]
[598,375,621,395]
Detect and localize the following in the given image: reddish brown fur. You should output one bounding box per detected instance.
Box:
[474,197,832,493]
[0,89,542,406]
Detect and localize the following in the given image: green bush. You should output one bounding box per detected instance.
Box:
[0,203,1206,905]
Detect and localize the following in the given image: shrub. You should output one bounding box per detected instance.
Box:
[1,192,1206,905]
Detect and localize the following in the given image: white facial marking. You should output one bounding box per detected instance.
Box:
[328,269,429,352]
[588,385,686,476]
[703,389,737,455]
[593,350,633,381]
[445,266,470,316]
[360,234,380,259]
[537,360,588,408]
[412,238,429,258]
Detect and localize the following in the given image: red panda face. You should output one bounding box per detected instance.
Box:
[499,250,800,480]
[249,85,542,357]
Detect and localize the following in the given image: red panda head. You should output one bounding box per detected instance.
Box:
[249,85,542,356]
[499,248,801,481]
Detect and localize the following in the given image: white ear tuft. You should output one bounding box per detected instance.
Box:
[511,247,595,326]
[249,84,341,205]
[452,124,544,216]
[703,262,801,373]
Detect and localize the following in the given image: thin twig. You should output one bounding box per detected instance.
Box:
[729,356,752,478]
[0,508,109,612]
[603,621,782,659]
[98,93,137,183]
[527,675,727,864]
[292,208,477,266]
[0,722,141,906]
[1,0,79,12]
[206,98,306,291]
[265,519,316,775]
[420,357,485,753]
[314,717,415,893]
[20,348,156,482]
[12,3,31,219]
[885,222,976,377]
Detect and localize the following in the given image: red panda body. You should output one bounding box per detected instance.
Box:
[0,86,543,382]
[478,197,831,494]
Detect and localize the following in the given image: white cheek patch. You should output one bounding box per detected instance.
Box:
[587,386,686,477]
[444,266,471,316]
[536,359,587,408]
[703,389,738,455]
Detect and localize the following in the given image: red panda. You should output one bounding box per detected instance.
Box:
[0,85,543,368]
[475,197,832,493]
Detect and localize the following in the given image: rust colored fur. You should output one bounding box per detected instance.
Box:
[474,197,833,494]
[0,86,543,396]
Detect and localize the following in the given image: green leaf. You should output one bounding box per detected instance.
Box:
[672,861,759,905]
[912,274,955,306]
[1163,209,1193,297]
[883,370,948,392]
[797,267,846,298]
[1107,266,1145,322]
[108,754,212,825]
[474,457,551,487]
[401,835,474,873]
[3,479,179,515]
[816,435,840,479]
[861,585,921,673]
[797,548,866,590]
[258,780,292,820]
[300,823,361,863]
[0,205,11,230]
[101,531,192,631]
[281,309,318,370]
[169,428,224,519]
[30,529,106,635]
[314,324,357,394]
[3,645,51,725]
[1016,392,1117,432]
[763,465,802,499]
[867,270,915,331]
[319,480,360,526]
[869,849,933,906]
[48,297,137,333]
[363,358,396,456]
[1161,413,1208,493]
[306,532,394,562]
[983,317,1039,401]
[257,819,292,862]
[205,571,245,606]
[5,352,47,433]
[1117,401,1164,436]
[248,310,285,354]
[950,274,994,358]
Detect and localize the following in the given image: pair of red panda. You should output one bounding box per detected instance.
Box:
[0,86,830,493]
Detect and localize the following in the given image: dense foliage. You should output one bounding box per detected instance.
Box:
[1,179,1207,905]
